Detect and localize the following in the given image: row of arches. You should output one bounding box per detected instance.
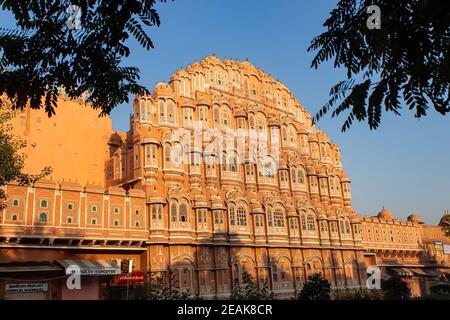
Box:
[156,198,358,239]
[168,253,362,294]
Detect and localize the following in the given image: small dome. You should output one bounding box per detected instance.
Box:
[407,214,423,224]
[377,208,394,220]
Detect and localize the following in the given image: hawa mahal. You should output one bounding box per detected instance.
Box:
[0,56,449,299]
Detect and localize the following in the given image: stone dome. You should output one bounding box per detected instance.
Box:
[377,208,394,220]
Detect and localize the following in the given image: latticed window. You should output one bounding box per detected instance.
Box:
[145,144,157,167]
[167,100,176,124]
[289,218,298,230]
[152,206,157,220]
[179,203,188,222]
[183,108,194,128]
[171,203,177,222]
[214,211,224,225]
[158,99,165,123]
[214,107,220,126]
[298,169,305,184]
[237,207,247,226]
[229,207,236,226]
[339,219,345,233]
[346,221,351,234]
[301,215,307,230]
[172,143,182,164]
[255,215,262,227]
[307,215,316,231]
[274,209,284,227]
[267,209,273,227]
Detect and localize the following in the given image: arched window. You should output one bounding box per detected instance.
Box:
[139,99,152,122]
[213,106,220,127]
[248,114,255,130]
[179,202,188,222]
[171,203,177,222]
[172,143,183,165]
[274,208,284,227]
[300,214,307,231]
[183,107,194,128]
[180,78,190,97]
[229,206,236,226]
[167,100,176,124]
[298,169,305,184]
[144,144,155,167]
[232,71,240,87]
[228,154,237,173]
[158,99,165,123]
[163,143,171,164]
[199,105,208,127]
[40,200,48,208]
[307,215,316,231]
[11,214,17,221]
[237,206,247,226]
[272,264,278,282]
[221,106,232,128]
[39,213,47,222]
[256,114,266,136]
[345,220,351,234]
[216,70,222,86]
[288,125,297,145]
[267,209,273,227]
[291,168,297,184]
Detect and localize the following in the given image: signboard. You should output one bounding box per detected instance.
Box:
[66,268,120,276]
[113,272,145,286]
[435,241,444,251]
[444,244,450,255]
[5,283,48,294]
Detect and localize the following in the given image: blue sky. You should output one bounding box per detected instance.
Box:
[1,1,448,224]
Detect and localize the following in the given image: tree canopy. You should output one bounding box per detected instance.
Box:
[230,272,274,300]
[309,0,449,131]
[381,275,411,300]
[0,0,169,116]
[297,273,331,300]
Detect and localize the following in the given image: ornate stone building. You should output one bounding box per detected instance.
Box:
[0,56,448,299]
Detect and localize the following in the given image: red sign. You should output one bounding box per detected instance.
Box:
[113,272,145,286]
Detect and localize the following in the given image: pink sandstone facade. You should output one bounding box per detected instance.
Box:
[0,56,449,299]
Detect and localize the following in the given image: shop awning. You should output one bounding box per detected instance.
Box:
[0,261,63,273]
[438,269,450,275]
[56,259,121,276]
[409,268,429,276]
[390,267,414,276]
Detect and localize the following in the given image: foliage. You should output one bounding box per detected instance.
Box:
[130,272,200,300]
[0,0,171,116]
[334,288,382,300]
[380,275,411,300]
[230,271,274,300]
[0,99,52,208]
[297,273,331,300]
[309,0,449,131]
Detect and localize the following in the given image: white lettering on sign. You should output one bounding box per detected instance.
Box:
[5,283,48,293]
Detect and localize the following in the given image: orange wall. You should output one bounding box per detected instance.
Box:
[9,99,115,186]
